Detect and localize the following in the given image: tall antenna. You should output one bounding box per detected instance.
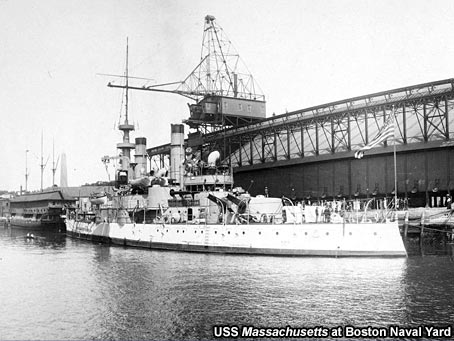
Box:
[40,131,44,191]
[40,131,49,191]
[25,149,29,192]
[125,37,129,123]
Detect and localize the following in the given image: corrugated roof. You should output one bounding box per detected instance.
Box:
[9,186,114,203]
[10,190,66,203]
[60,186,115,198]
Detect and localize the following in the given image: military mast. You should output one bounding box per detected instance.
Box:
[39,131,49,191]
[25,149,29,192]
[116,38,136,179]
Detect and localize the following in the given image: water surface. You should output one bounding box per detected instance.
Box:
[0,227,453,340]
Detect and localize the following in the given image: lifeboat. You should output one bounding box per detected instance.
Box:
[89,193,108,205]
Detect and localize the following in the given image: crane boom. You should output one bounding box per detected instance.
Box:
[107,82,197,100]
[107,15,266,134]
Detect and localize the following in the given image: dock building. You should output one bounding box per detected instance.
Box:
[147,78,454,208]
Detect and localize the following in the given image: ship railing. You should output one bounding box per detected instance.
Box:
[300,209,398,224]
[341,209,397,224]
[231,212,284,225]
[156,200,397,226]
[294,208,398,224]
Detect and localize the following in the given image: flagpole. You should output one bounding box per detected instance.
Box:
[392,106,398,209]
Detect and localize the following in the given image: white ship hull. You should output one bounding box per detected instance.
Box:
[65,219,407,257]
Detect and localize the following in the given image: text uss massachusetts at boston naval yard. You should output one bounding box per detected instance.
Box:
[213,325,453,338]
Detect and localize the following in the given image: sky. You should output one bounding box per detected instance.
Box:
[2,0,454,191]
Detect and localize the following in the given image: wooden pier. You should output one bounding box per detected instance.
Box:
[400,210,454,255]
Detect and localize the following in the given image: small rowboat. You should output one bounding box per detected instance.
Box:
[89,193,108,205]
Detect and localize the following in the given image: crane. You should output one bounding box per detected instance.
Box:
[107,15,266,135]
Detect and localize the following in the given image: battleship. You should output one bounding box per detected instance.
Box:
[65,123,406,257]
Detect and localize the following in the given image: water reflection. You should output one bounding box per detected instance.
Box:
[403,257,454,325]
[86,252,409,339]
[3,226,66,249]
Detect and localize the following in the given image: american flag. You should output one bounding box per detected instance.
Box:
[354,116,395,159]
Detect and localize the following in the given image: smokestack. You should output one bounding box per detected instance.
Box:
[60,152,68,187]
[170,124,184,186]
[134,137,147,178]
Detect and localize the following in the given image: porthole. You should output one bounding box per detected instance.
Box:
[276,232,279,235]
[177,230,179,233]
[166,230,168,232]
[215,231,217,234]
[183,230,185,233]
[349,232,352,235]
[258,231,261,235]
[228,231,230,234]
[304,232,308,235]
[194,230,197,233]
[242,231,245,235]
[201,231,203,234]
[374,232,377,236]
[326,232,329,236]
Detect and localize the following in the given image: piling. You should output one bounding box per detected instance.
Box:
[420,211,425,254]
[404,211,409,239]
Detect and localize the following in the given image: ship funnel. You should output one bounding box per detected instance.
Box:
[170,124,184,185]
[134,137,147,178]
